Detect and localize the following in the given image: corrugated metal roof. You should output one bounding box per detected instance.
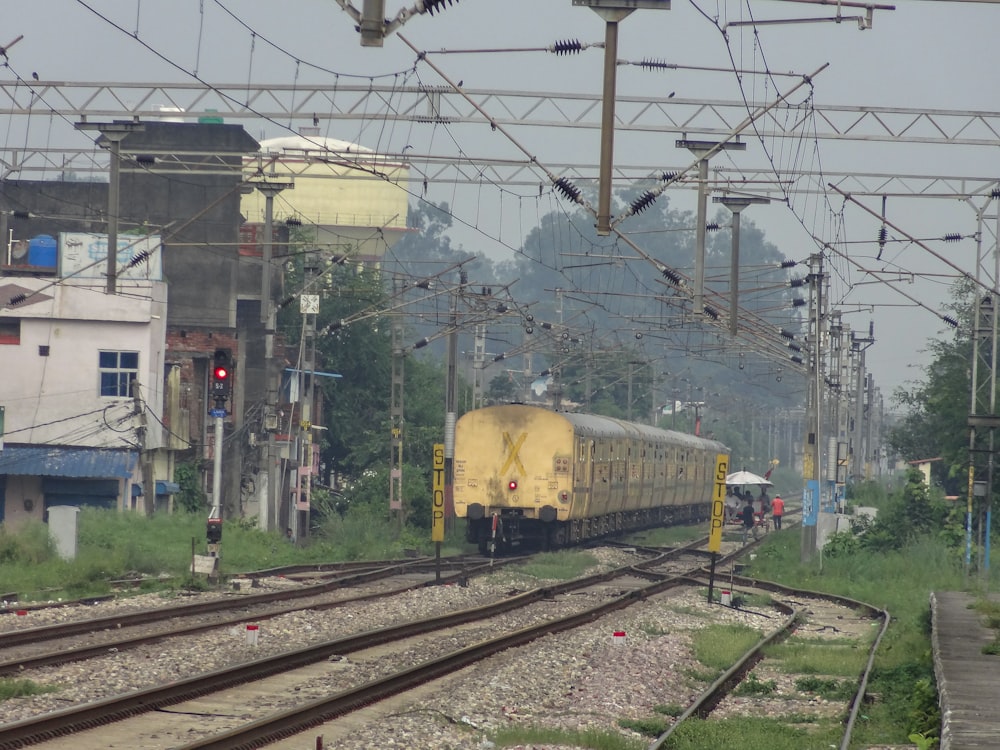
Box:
[0,446,137,479]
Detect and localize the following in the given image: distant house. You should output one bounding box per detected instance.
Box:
[0,273,167,526]
[907,457,941,487]
[0,122,258,527]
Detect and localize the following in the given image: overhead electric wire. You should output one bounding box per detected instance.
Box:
[25,3,820,396]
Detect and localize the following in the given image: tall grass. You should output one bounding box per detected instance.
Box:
[629,524,706,547]
[1,506,472,601]
[690,623,761,671]
[664,717,842,749]
[513,550,600,580]
[491,724,646,750]
[767,641,866,676]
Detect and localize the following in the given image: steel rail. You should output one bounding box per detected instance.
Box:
[651,572,890,750]
[172,563,722,750]
[0,546,731,749]
[0,560,510,676]
[0,558,483,650]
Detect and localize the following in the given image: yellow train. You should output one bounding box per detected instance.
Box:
[454,404,728,553]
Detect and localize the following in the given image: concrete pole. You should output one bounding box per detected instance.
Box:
[679,141,746,317]
[390,276,405,519]
[987,205,1000,577]
[715,196,769,335]
[853,340,867,482]
[72,122,144,294]
[582,2,669,234]
[106,135,122,295]
[445,283,459,524]
[595,17,621,236]
[252,178,291,533]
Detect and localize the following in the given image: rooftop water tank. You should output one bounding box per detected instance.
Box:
[27,235,57,269]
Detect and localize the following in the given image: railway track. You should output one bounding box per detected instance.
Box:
[2,531,871,750]
[176,548,883,750]
[662,574,889,749]
[0,543,723,749]
[0,555,514,673]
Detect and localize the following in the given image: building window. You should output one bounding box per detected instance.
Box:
[99,350,139,397]
[0,318,20,345]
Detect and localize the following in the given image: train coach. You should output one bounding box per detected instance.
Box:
[453,403,729,553]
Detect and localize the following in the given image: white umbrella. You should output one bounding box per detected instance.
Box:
[726,470,773,487]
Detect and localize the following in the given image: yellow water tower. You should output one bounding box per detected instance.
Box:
[242,131,410,265]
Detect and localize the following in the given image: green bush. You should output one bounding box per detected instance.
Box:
[0,678,58,701]
[618,716,670,737]
[734,673,777,696]
[0,520,55,564]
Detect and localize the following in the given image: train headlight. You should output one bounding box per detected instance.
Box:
[508,480,518,491]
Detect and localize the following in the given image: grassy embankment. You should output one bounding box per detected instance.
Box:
[0,506,467,601]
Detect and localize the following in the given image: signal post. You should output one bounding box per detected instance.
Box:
[207,349,233,570]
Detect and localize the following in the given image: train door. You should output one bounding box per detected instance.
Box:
[593,439,610,516]
[677,448,691,505]
[625,439,643,512]
[610,438,625,518]
[576,437,595,518]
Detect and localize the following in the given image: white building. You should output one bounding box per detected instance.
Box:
[0,265,168,527]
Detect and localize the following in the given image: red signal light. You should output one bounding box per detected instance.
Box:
[508,480,518,491]
[211,349,233,401]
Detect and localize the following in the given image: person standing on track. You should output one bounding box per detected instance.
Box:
[740,496,758,544]
[725,487,740,523]
[771,494,785,530]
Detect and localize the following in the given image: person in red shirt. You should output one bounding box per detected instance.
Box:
[771,494,785,530]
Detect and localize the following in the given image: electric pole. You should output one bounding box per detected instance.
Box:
[297,261,320,541]
[802,253,825,561]
[249,175,292,532]
[73,121,144,295]
[390,274,405,523]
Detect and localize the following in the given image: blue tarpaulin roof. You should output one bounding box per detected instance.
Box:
[131,480,181,496]
[0,446,137,479]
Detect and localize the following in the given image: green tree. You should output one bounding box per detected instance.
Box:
[486,372,518,404]
[889,280,976,494]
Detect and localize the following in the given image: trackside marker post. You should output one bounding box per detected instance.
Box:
[432,444,445,583]
[708,453,729,604]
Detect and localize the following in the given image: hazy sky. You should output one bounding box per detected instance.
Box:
[3,0,1000,401]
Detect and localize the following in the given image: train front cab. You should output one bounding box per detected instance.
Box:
[455,406,578,554]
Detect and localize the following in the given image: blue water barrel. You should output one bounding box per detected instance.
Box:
[28,235,57,268]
